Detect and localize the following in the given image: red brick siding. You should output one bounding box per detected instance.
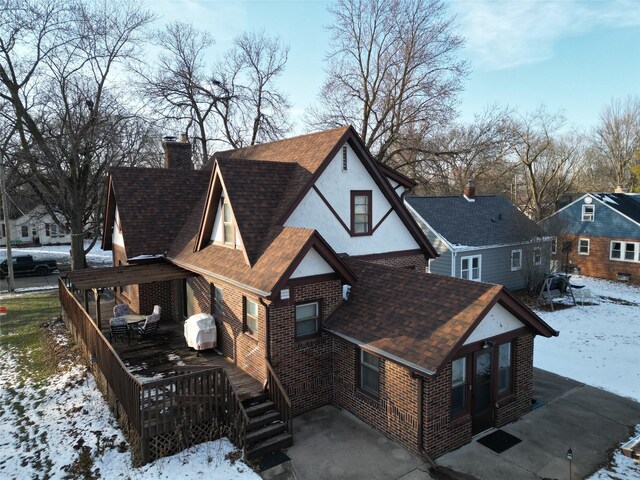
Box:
[366,254,428,272]
[269,279,343,414]
[555,234,640,283]
[332,336,420,454]
[139,281,173,321]
[423,363,472,458]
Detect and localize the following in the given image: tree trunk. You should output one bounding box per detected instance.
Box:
[70,232,87,271]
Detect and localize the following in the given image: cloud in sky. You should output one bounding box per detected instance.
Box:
[451,0,640,70]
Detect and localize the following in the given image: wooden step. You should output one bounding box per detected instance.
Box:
[245,422,287,445]
[245,401,275,417]
[247,411,281,430]
[245,432,293,460]
[242,392,268,407]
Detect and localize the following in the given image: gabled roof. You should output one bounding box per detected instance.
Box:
[541,192,640,229]
[406,195,544,248]
[102,167,210,258]
[325,259,557,375]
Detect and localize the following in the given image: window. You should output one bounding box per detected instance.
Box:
[551,237,557,255]
[582,204,595,222]
[342,145,348,171]
[498,343,512,395]
[511,249,522,271]
[21,225,28,238]
[351,191,372,235]
[451,357,467,415]
[578,238,590,255]
[245,298,259,334]
[223,201,234,245]
[610,241,640,263]
[1,224,5,237]
[295,302,319,338]
[51,224,58,238]
[460,255,481,281]
[45,223,50,237]
[213,286,223,316]
[533,247,542,265]
[360,350,379,396]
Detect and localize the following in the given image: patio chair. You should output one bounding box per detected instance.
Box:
[152,305,161,316]
[109,317,130,344]
[113,304,131,317]
[132,313,160,343]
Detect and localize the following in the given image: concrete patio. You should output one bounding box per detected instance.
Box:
[261,369,640,480]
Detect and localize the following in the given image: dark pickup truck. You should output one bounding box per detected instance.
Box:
[0,255,58,278]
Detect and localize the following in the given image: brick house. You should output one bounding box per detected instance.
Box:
[102,126,557,460]
[540,192,640,282]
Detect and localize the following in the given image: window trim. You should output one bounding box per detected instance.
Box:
[213,285,223,316]
[451,356,469,417]
[20,225,29,238]
[295,300,321,339]
[359,349,380,397]
[460,254,482,281]
[578,238,590,256]
[533,246,542,265]
[582,204,595,222]
[244,297,259,335]
[222,199,234,246]
[350,190,373,236]
[496,342,514,398]
[610,240,640,263]
[510,249,523,271]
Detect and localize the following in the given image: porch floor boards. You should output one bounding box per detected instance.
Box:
[87,297,264,402]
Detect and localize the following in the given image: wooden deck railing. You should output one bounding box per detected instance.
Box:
[58,278,249,463]
[266,359,293,434]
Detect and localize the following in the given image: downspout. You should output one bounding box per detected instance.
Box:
[411,372,438,471]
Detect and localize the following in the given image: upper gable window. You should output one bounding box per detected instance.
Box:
[223,201,234,245]
[351,191,372,236]
[342,145,348,172]
[582,204,595,222]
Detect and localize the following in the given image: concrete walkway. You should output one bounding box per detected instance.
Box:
[261,369,640,480]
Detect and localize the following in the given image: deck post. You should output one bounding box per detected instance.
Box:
[93,288,101,329]
[83,290,89,313]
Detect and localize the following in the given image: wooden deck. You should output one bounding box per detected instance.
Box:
[88,297,264,402]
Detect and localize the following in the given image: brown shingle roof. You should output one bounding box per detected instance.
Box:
[325,259,555,375]
[110,168,210,258]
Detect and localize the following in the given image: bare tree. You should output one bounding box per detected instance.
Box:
[0,0,155,269]
[509,107,584,221]
[308,0,467,164]
[141,23,290,164]
[592,96,640,190]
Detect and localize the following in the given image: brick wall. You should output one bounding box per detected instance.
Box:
[555,234,640,283]
[269,279,343,414]
[366,253,428,272]
[422,363,472,458]
[332,336,420,454]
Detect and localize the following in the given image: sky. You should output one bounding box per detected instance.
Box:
[143,0,640,134]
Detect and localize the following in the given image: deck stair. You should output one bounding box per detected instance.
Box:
[243,393,292,460]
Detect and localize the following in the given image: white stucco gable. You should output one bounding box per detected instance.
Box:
[112,206,125,247]
[284,143,419,256]
[290,247,335,279]
[463,303,525,345]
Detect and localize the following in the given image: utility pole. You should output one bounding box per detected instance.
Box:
[0,151,14,292]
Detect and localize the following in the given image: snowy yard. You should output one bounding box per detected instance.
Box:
[0,293,259,480]
[534,276,640,480]
[0,240,112,267]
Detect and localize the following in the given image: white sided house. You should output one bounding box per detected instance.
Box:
[1,206,70,247]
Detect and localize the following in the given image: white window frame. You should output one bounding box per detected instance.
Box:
[222,200,234,246]
[360,350,380,397]
[295,302,320,338]
[533,246,542,265]
[511,249,522,271]
[610,241,640,263]
[460,254,481,281]
[245,298,259,334]
[551,237,557,255]
[582,204,595,222]
[578,238,590,255]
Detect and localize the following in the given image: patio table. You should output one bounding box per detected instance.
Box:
[122,314,146,325]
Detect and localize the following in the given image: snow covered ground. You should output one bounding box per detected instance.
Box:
[0,321,258,479]
[534,276,640,480]
[0,240,112,266]
[534,275,640,402]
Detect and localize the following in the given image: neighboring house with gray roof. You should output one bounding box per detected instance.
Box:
[405,182,551,291]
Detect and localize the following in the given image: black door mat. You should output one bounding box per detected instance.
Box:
[477,429,522,454]
[259,451,290,471]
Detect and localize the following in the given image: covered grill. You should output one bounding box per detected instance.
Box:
[184,313,217,351]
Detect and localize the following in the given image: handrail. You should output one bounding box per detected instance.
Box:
[265,359,292,434]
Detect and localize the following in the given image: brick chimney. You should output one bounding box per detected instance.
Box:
[162,133,193,169]
[614,185,629,193]
[464,179,476,202]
